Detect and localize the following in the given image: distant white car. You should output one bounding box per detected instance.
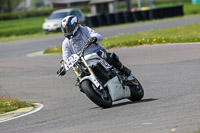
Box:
[42,9,85,33]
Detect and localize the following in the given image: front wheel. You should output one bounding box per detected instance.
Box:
[128,78,144,101]
[81,80,112,108]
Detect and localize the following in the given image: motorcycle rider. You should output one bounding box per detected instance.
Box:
[57,15,131,77]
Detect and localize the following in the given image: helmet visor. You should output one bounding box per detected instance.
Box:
[62,25,75,36]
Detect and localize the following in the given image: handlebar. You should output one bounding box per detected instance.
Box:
[57,38,97,77]
[79,38,97,57]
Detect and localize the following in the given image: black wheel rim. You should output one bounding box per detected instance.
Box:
[92,84,110,102]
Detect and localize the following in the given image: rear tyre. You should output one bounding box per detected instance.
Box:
[81,80,112,108]
[128,78,144,101]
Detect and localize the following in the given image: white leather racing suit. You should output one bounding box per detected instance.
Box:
[62,25,106,60]
[61,25,131,76]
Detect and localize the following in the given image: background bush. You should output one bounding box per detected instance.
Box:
[0,9,54,20]
[0,5,90,21]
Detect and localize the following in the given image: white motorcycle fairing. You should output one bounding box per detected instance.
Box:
[105,76,131,101]
[79,53,102,89]
[67,53,131,102]
[80,75,101,89]
[84,53,101,67]
[84,53,100,61]
[84,53,131,101]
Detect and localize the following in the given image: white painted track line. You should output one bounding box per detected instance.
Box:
[0,103,44,123]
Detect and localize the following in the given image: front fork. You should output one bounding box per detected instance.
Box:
[72,57,97,80]
[72,66,81,81]
[81,57,96,78]
[71,56,96,79]
[73,57,104,90]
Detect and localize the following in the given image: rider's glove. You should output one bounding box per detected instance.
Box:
[87,37,97,45]
[57,66,66,76]
[57,60,66,76]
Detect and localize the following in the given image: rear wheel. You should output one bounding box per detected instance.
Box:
[81,80,112,108]
[128,78,144,101]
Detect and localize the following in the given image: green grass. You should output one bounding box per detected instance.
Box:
[0,32,60,43]
[0,15,62,43]
[0,16,47,37]
[100,22,200,49]
[184,3,200,15]
[189,130,200,133]
[194,130,200,133]
[0,96,34,114]
[44,22,200,54]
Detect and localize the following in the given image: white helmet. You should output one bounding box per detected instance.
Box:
[61,15,79,39]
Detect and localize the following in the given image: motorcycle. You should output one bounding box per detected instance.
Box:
[57,41,144,108]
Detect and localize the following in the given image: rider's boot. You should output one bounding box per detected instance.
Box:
[99,51,133,79]
[120,65,131,76]
[107,52,132,76]
[117,63,134,81]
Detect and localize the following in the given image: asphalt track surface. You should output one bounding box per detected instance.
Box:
[0,16,200,133]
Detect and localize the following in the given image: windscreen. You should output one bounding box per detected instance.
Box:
[49,12,69,19]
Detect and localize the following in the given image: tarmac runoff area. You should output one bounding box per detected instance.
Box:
[27,51,60,57]
[0,103,43,123]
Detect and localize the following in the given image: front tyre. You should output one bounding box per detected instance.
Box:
[81,80,112,108]
[128,78,144,101]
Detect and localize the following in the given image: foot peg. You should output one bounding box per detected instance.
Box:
[121,66,131,76]
[127,75,134,81]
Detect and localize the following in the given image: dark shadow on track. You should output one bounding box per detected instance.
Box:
[90,98,158,110]
[111,98,158,108]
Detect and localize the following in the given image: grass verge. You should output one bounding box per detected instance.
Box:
[0,96,34,114]
[193,131,200,133]
[189,130,200,133]
[0,16,47,38]
[0,32,60,43]
[44,22,200,54]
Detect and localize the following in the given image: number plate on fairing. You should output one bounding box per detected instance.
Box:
[99,59,112,70]
[64,54,79,71]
